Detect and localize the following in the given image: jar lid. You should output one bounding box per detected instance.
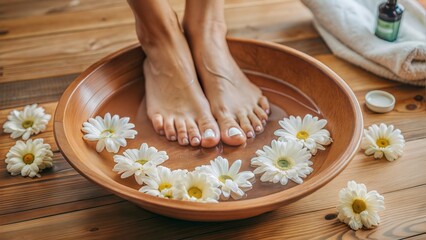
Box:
[365,90,395,113]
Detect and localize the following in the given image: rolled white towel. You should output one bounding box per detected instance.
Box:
[302,0,426,86]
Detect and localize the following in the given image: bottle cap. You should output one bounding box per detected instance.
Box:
[365,90,395,113]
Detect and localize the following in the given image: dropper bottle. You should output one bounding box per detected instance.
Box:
[375,0,404,42]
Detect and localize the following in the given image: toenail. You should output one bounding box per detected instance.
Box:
[182,138,189,145]
[159,130,165,135]
[266,109,270,115]
[170,136,177,141]
[247,131,254,138]
[262,120,267,126]
[203,129,216,139]
[191,137,200,145]
[228,127,243,137]
[255,125,262,132]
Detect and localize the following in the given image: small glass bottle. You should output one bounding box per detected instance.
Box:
[375,0,404,42]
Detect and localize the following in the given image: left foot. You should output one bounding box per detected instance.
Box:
[184,22,270,146]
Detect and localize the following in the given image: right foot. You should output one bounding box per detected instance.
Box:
[136,18,220,148]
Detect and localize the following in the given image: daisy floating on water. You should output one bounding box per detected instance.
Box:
[337,181,385,230]
[174,172,221,203]
[361,123,405,161]
[274,114,332,155]
[251,140,313,185]
[195,157,254,200]
[3,104,51,140]
[82,113,137,153]
[5,139,53,178]
[113,143,169,185]
[140,166,187,199]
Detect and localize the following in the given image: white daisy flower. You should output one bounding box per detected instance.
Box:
[3,104,51,140]
[195,157,254,200]
[174,172,221,203]
[5,138,53,178]
[274,114,332,155]
[251,140,313,185]
[337,181,385,230]
[82,113,137,153]
[112,143,168,185]
[361,123,405,161]
[139,166,187,199]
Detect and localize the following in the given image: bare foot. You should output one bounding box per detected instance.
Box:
[184,22,270,146]
[136,17,220,148]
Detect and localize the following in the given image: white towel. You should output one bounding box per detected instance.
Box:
[302,0,426,86]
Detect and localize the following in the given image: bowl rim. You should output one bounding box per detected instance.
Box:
[54,37,363,214]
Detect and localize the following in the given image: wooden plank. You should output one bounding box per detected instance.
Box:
[0,195,124,226]
[0,174,111,216]
[0,0,288,20]
[0,25,139,83]
[0,0,312,40]
[1,183,424,239]
[0,0,124,20]
[0,73,77,109]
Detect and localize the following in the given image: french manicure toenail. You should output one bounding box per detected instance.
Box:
[262,120,267,126]
[255,125,262,132]
[266,109,270,114]
[182,138,189,145]
[228,127,243,137]
[203,129,215,139]
[247,131,254,138]
[170,136,176,141]
[192,137,200,145]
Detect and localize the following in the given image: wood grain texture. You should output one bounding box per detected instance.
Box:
[0,0,425,238]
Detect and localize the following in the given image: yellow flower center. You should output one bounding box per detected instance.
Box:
[376,138,390,148]
[101,129,114,137]
[219,175,233,183]
[136,159,148,165]
[276,158,294,170]
[296,130,309,140]
[163,193,173,199]
[22,120,34,129]
[158,183,173,198]
[188,187,202,199]
[23,153,35,164]
[352,199,367,214]
[158,183,172,191]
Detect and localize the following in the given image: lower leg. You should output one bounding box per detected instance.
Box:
[128,0,220,147]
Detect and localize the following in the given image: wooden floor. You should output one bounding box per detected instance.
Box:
[1,0,425,239]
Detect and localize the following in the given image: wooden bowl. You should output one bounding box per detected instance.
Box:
[54,38,363,221]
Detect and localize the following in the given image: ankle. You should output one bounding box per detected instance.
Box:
[183,19,227,43]
[136,11,183,49]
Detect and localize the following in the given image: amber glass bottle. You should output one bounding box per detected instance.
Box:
[375,0,404,42]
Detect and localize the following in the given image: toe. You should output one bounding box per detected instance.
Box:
[151,113,165,135]
[248,113,263,134]
[186,120,201,146]
[164,118,177,141]
[218,116,246,146]
[197,116,220,148]
[254,106,268,126]
[238,113,255,139]
[175,119,189,145]
[258,96,270,115]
